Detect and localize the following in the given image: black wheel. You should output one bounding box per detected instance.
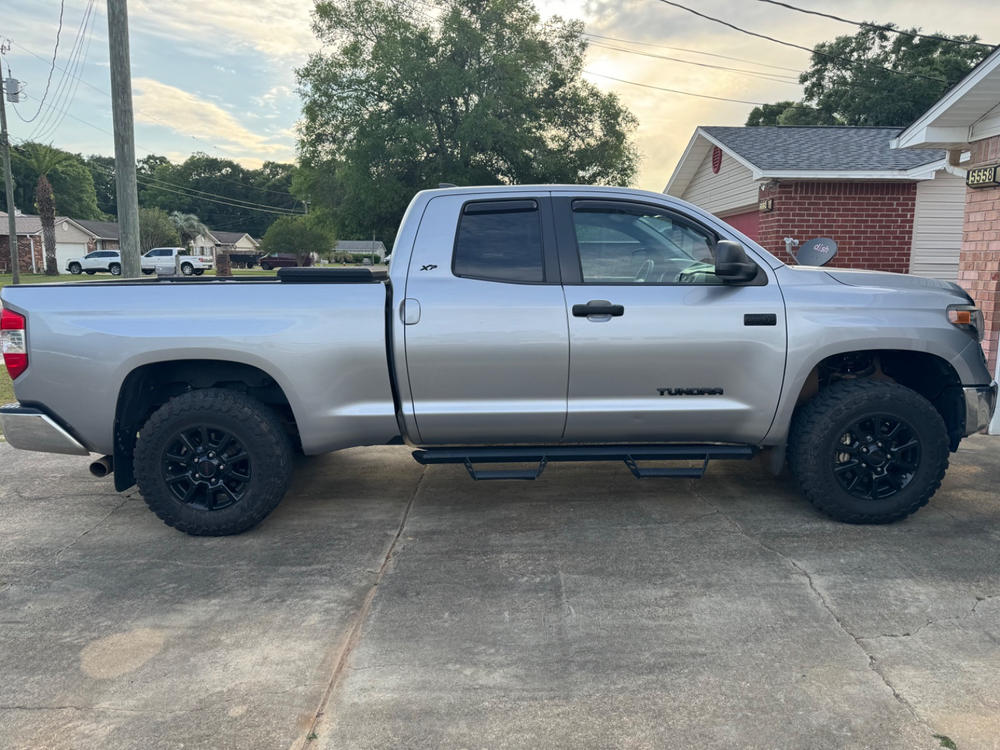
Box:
[85,270,96,275]
[68,262,82,275]
[133,389,293,535]
[109,263,122,276]
[260,263,272,271]
[788,380,948,524]
[142,269,155,275]
[193,268,205,276]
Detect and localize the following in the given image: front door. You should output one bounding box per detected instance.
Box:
[402,193,569,444]
[555,196,786,444]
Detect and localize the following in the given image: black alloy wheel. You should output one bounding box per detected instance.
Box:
[832,414,920,501]
[161,424,253,511]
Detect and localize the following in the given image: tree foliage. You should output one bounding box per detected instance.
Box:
[139,154,299,238]
[259,216,333,264]
[139,208,182,253]
[7,143,103,221]
[169,211,210,248]
[15,144,85,275]
[296,0,638,246]
[748,25,989,127]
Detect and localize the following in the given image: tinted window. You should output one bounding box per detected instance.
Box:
[453,200,544,283]
[572,201,722,285]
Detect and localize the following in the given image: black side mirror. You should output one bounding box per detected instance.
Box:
[714,240,758,283]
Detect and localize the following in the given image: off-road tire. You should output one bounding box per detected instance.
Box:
[68,262,82,275]
[109,263,122,276]
[134,389,293,535]
[787,380,949,524]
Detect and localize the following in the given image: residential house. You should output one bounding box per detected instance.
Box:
[1,212,98,274]
[665,126,964,280]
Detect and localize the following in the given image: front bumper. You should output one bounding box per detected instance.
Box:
[963,383,998,436]
[0,404,89,455]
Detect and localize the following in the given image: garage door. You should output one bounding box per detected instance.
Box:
[720,209,760,242]
[55,242,88,275]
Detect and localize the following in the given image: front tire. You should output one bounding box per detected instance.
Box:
[788,380,948,524]
[134,389,293,536]
[109,263,122,276]
[68,262,82,275]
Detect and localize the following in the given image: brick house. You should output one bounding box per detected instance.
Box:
[893,45,1000,378]
[665,127,965,278]
[0,213,98,274]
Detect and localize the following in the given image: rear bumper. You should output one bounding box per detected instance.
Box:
[963,383,997,436]
[0,404,89,455]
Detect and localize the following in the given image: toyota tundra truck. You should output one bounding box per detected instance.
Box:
[1,185,995,535]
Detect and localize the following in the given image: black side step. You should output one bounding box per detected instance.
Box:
[412,444,756,481]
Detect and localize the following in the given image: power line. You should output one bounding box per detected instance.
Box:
[583,70,768,105]
[654,0,949,84]
[582,32,803,73]
[755,0,996,49]
[9,41,299,200]
[587,41,801,84]
[13,0,66,122]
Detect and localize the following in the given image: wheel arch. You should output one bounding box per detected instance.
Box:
[779,348,964,451]
[113,359,299,491]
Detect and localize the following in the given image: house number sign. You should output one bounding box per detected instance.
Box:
[967,164,999,189]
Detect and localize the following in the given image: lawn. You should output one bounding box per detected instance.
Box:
[0,368,12,406]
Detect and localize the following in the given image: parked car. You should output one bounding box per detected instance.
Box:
[66,250,122,276]
[228,252,263,269]
[140,247,213,276]
[1,185,995,537]
[258,253,307,271]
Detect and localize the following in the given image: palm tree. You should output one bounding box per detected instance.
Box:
[169,211,210,250]
[15,144,74,276]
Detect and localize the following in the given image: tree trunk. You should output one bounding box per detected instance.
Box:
[36,175,59,276]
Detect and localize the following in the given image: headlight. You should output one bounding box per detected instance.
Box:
[947,304,985,341]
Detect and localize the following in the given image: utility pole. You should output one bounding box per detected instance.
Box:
[106,0,141,278]
[1,78,20,284]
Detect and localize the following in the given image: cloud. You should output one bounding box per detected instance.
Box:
[252,85,293,110]
[132,77,295,163]
[130,0,319,61]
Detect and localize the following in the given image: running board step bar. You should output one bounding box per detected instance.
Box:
[411,444,757,481]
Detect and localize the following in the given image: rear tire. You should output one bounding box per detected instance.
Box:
[787,380,948,524]
[68,262,82,275]
[193,268,205,276]
[109,263,122,276]
[133,389,293,536]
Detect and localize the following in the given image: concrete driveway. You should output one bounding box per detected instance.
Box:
[1,437,998,750]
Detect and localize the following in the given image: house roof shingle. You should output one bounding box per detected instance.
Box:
[75,219,120,239]
[210,230,253,245]
[700,126,946,172]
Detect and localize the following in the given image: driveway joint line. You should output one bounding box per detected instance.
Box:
[291,466,427,749]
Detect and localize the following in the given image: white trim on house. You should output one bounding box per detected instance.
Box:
[892,47,1000,150]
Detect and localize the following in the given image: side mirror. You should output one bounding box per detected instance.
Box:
[714,240,758,283]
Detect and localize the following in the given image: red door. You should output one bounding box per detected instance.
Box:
[721,210,760,242]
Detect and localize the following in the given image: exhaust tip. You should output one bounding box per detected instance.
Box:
[89,456,113,478]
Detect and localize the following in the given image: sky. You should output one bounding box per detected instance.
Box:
[3,0,1000,196]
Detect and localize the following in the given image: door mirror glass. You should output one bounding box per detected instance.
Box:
[713,241,758,283]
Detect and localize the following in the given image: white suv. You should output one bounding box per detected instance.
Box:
[141,248,214,276]
[66,250,122,276]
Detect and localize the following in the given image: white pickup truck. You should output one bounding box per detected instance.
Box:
[1,185,995,536]
[141,247,214,276]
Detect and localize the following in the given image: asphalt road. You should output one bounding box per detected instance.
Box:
[1,438,998,750]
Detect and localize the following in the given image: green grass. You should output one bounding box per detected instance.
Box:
[0,273,100,291]
[0,367,13,407]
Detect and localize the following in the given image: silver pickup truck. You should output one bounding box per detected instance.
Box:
[1,185,996,535]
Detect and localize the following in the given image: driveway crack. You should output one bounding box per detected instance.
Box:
[690,484,936,735]
[290,467,426,749]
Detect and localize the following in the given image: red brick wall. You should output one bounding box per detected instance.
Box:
[957,135,1000,372]
[0,236,43,274]
[757,181,916,271]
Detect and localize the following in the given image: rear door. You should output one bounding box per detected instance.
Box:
[555,195,786,444]
[402,192,569,444]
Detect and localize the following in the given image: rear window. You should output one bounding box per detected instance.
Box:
[453,199,544,283]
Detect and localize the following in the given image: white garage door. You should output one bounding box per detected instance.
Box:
[55,242,88,274]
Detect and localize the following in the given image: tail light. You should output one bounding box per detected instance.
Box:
[1,308,28,380]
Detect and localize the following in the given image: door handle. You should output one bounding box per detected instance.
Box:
[572,300,624,318]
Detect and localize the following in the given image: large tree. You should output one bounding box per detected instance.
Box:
[169,211,210,249]
[259,215,333,265]
[749,26,989,127]
[7,143,103,221]
[139,207,182,253]
[296,0,638,246]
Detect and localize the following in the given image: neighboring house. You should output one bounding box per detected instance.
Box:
[893,44,1000,376]
[0,212,100,274]
[665,126,964,280]
[190,230,260,258]
[75,219,120,252]
[334,239,387,260]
